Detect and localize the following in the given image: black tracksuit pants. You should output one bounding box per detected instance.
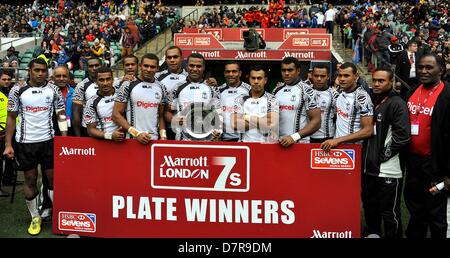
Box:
[404,153,448,238]
[362,174,403,238]
[0,139,15,185]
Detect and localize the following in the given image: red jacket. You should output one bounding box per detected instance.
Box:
[254,11,262,23]
[261,16,269,28]
[127,22,141,44]
[244,12,254,24]
[86,34,95,42]
[122,33,136,48]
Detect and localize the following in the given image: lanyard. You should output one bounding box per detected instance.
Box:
[374,95,389,112]
[409,53,414,65]
[413,82,442,121]
[373,95,389,126]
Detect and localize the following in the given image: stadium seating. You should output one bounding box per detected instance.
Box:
[166,17,174,27]
[20,58,31,65]
[74,70,86,79]
[111,44,120,53]
[73,70,86,84]
[24,48,34,54]
[23,52,33,59]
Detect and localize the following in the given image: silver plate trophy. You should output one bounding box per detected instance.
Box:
[178,102,221,141]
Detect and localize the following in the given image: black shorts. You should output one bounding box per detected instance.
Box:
[166,127,176,141]
[14,139,54,171]
[81,127,89,137]
[222,138,239,142]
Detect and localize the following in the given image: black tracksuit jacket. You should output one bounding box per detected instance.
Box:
[364,91,411,177]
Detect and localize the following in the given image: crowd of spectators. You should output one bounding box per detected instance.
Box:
[334,0,450,83]
[1,0,179,74]
[191,0,449,74]
[193,0,312,5]
[191,0,332,29]
[186,0,450,98]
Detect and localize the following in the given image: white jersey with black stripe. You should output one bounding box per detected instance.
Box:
[156,69,188,93]
[273,80,319,143]
[311,87,339,139]
[115,79,168,140]
[84,92,119,133]
[335,87,373,139]
[7,82,65,143]
[168,80,222,141]
[72,77,98,104]
[113,77,128,90]
[169,80,221,113]
[72,77,98,127]
[218,82,251,140]
[234,92,279,143]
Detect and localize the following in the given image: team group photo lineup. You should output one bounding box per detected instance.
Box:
[0,0,450,240]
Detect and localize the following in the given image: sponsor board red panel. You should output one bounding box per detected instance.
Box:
[181,28,327,41]
[183,49,331,61]
[278,34,332,50]
[53,137,361,238]
[174,33,224,49]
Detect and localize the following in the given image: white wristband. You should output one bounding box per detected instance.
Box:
[58,120,68,132]
[160,129,167,139]
[104,132,113,140]
[128,127,141,137]
[290,132,301,142]
[435,182,445,191]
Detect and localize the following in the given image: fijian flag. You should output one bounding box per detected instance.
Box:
[352,39,360,65]
[58,0,64,13]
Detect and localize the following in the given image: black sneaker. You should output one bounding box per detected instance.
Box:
[41,208,52,222]
[2,180,15,186]
[0,189,10,197]
[2,180,23,186]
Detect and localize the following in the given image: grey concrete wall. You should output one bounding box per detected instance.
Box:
[181,4,309,21]
[0,37,42,60]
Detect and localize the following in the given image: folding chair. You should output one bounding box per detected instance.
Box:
[10,169,20,204]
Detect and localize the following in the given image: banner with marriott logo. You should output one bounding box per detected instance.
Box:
[53,137,361,238]
[183,49,331,61]
[181,28,327,41]
[174,29,332,62]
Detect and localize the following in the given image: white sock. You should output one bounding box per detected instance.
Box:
[48,189,53,203]
[26,196,40,218]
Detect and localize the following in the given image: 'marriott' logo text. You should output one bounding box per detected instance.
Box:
[59,147,96,156]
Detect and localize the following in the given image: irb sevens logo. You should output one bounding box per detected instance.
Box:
[151,144,250,192]
[310,149,355,170]
[58,212,96,233]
